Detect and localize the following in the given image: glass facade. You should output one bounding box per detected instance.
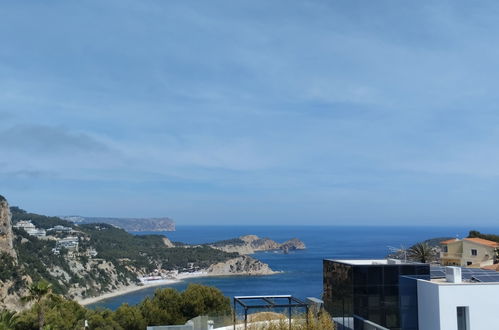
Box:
[323,260,430,330]
[399,276,429,330]
[323,260,354,328]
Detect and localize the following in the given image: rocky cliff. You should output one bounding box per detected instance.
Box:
[207,255,278,275]
[0,197,23,311]
[0,196,17,259]
[162,236,174,247]
[279,238,306,251]
[210,235,306,255]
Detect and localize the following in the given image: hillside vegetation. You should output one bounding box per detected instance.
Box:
[1,206,239,306]
[6,283,231,330]
[79,223,237,270]
[468,230,499,243]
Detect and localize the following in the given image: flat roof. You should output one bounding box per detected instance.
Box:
[325,259,426,266]
[424,278,499,286]
[326,259,389,265]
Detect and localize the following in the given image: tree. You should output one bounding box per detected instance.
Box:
[140,288,184,326]
[21,280,54,330]
[0,310,18,330]
[86,309,123,330]
[180,284,231,319]
[113,304,146,330]
[407,242,436,263]
[139,284,232,326]
[43,298,87,329]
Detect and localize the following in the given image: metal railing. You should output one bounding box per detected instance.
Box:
[147,326,193,330]
[353,315,390,330]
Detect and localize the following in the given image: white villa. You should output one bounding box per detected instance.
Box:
[13,220,46,238]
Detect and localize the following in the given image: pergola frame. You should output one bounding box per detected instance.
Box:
[233,295,309,330]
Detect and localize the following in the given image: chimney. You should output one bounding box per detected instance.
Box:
[445,266,462,283]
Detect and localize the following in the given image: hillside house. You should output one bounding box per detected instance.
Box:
[13,220,46,238]
[440,238,499,267]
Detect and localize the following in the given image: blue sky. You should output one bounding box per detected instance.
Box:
[2,1,499,225]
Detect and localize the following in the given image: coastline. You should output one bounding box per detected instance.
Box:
[77,281,178,306]
[77,270,279,306]
[77,271,208,306]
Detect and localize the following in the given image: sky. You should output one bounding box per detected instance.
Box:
[2,1,499,225]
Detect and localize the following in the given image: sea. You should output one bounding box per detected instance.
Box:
[87,225,499,310]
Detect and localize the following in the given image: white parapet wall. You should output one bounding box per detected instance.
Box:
[417,279,499,330]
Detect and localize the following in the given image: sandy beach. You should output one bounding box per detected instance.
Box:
[76,255,279,307]
[77,271,210,306]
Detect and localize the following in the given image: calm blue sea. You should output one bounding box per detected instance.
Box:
[87,225,499,310]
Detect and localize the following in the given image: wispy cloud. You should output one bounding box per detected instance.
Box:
[2,1,499,224]
[0,125,111,154]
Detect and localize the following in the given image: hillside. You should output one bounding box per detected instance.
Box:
[0,196,307,312]
[0,201,247,310]
[61,215,175,232]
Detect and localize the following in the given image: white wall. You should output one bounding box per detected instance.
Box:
[417,280,499,330]
[417,280,441,330]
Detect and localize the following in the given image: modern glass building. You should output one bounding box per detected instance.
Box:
[323,259,430,330]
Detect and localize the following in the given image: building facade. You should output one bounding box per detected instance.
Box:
[440,238,498,267]
[13,220,46,238]
[323,259,430,330]
[417,278,499,330]
[324,259,499,330]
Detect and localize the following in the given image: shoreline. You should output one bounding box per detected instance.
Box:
[76,280,179,306]
[77,271,207,306]
[77,270,279,306]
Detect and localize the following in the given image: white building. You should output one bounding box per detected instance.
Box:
[14,220,46,238]
[416,267,499,330]
[323,258,499,330]
[14,220,36,231]
[56,236,79,250]
[48,225,73,233]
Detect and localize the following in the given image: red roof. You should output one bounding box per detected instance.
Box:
[463,237,499,248]
[441,239,459,245]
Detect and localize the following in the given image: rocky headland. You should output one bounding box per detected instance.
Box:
[61,215,176,232]
[207,234,306,255]
[207,255,278,275]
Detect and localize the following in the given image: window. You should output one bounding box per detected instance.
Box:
[457,306,469,330]
[471,249,477,256]
[443,246,448,252]
[466,262,472,266]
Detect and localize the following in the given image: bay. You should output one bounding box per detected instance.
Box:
[87,225,499,310]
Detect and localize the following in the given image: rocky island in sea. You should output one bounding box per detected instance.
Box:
[208,234,306,254]
[0,195,305,310]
